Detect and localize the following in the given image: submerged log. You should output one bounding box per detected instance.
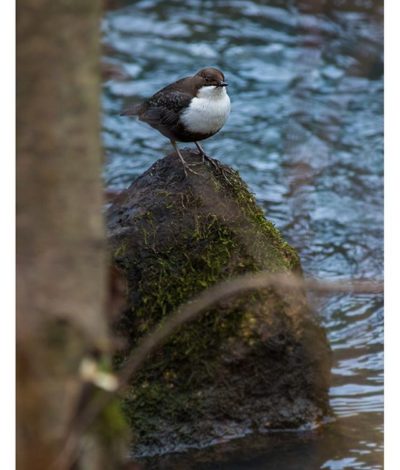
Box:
[107,150,331,457]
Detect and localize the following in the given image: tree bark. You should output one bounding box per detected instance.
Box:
[16,1,109,468]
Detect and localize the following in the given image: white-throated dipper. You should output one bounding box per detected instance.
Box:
[121,67,230,175]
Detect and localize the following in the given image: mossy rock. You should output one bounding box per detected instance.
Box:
[107,151,331,458]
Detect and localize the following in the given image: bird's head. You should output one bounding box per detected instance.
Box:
[194,67,228,94]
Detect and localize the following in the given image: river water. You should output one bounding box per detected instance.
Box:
[102,1,384,468]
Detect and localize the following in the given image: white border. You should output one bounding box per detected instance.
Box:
[384,1,399,469]
[1,0,16,468]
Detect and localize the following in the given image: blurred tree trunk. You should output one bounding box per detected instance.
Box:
[17,1,112,468]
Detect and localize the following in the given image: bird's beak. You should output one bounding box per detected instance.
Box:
[218,81,228,87]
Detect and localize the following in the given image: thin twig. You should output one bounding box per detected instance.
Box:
[117,272,383,386]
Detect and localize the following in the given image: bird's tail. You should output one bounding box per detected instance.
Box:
[120,103,142,117]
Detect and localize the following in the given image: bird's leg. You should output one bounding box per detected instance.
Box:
[194,142,231,184]
[194,142,220,170]
[170,140,200,176]
[194,141,207,162]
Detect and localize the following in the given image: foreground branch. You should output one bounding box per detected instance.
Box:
[118,272,382,386]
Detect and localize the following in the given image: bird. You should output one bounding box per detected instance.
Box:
[121,67,231,175]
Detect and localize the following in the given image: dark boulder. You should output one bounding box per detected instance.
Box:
[107,150,331,458]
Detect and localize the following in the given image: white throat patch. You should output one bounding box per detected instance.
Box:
[180,86,231,135]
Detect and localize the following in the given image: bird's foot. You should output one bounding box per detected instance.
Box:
[196,149,219,169]
[218,166,232,185]
[172,143,202,176]
[183,163,201,177]
[204,154,220,171]
[178,157,201,176]
[196,150,231,183]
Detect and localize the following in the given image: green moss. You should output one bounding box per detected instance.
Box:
[114,242,128,260]
[121,213,245,345]
[215,167,301,271]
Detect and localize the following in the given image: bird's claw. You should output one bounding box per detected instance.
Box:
[181,162,201,177]
[196,150,230,183]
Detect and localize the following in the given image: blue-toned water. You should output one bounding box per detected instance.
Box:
[102,1,383,468]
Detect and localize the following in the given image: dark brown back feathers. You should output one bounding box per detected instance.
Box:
[120,67,227,141]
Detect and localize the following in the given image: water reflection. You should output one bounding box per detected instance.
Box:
[144,414,383,470]
[102,0,383,468]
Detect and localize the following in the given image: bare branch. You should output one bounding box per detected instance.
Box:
[117,272,383,387]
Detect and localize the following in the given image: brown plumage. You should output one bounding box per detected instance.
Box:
[121,67,230,175]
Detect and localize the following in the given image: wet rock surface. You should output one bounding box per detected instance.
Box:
[107,151,331,458]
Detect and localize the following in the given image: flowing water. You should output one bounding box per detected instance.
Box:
[102,1,383,468]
